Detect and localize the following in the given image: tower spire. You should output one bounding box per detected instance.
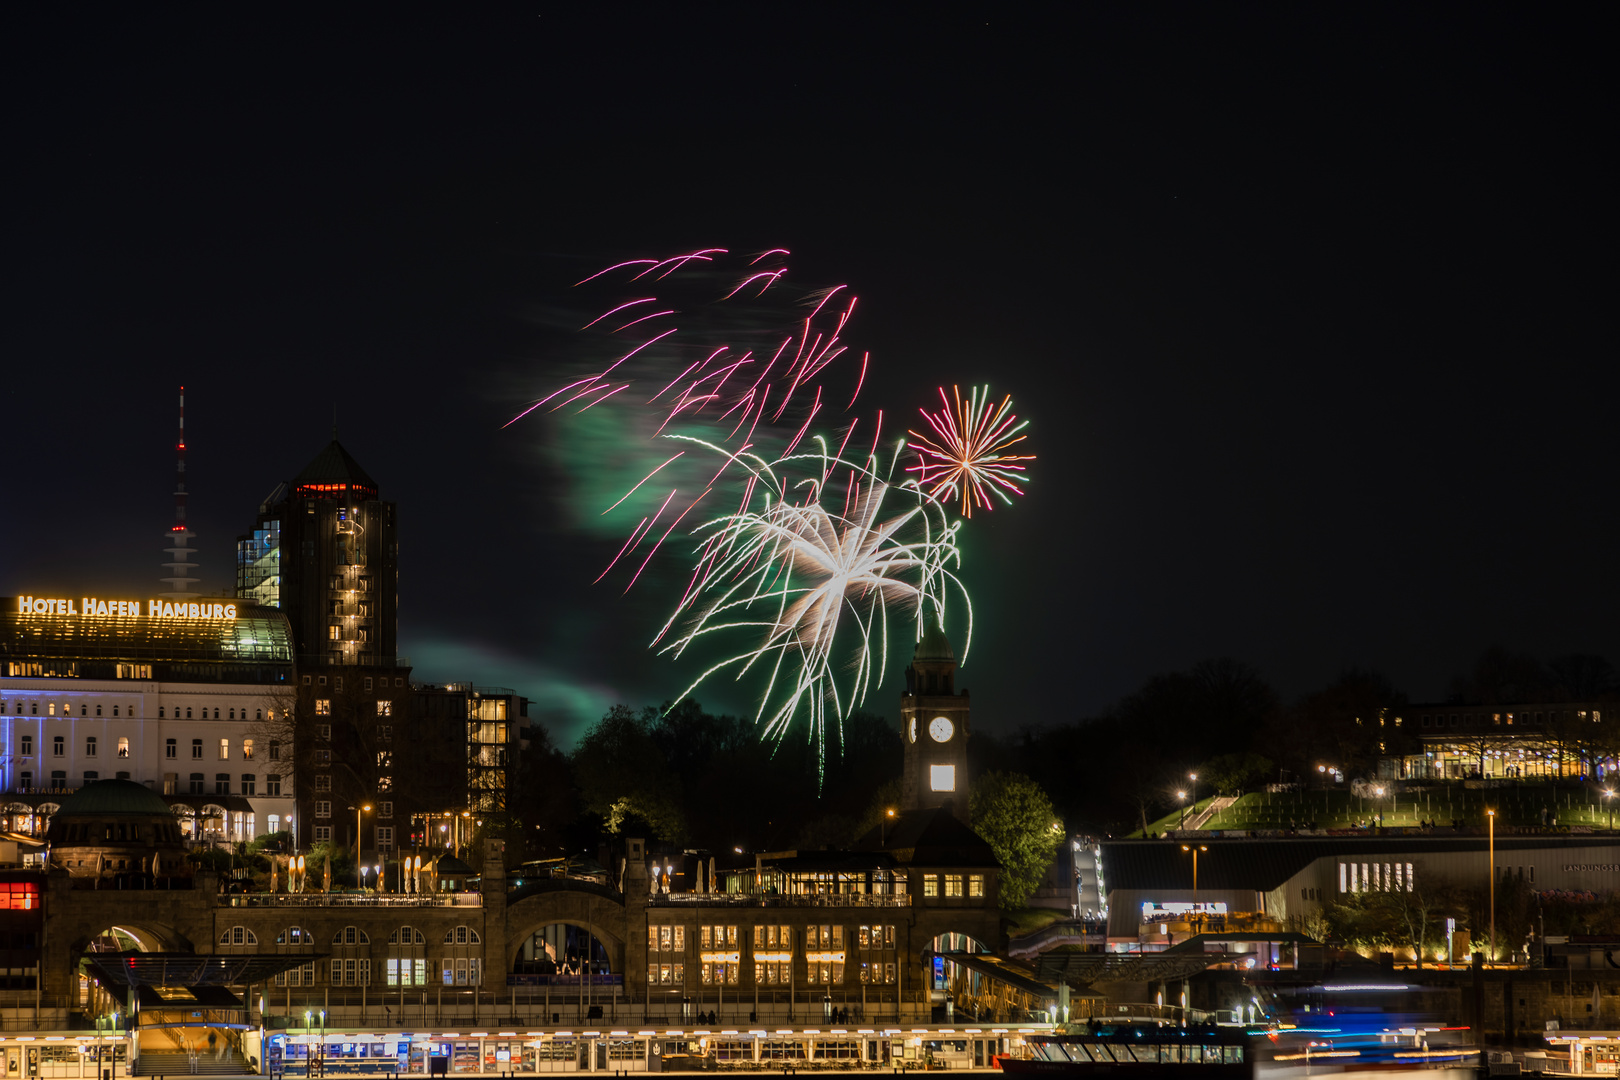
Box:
[161,385,199,598]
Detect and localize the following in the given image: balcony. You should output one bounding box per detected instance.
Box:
[227,892,482,908]
[648,891,911,908]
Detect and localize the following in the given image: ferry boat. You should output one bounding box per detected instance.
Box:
[999,1025,1252,1076]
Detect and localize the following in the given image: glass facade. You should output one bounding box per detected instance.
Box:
[2,599,293,683]
[236,520,282,609]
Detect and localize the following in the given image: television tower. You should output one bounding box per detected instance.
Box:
[160,385,199,598]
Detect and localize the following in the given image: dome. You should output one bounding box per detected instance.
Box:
[913,619,955,663]
[54,778,174,818]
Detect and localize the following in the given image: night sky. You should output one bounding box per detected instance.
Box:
[3,7,1610,748]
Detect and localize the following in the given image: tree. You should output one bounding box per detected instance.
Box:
[1192,752,1274,796]
[968,772,1061,912]
[570,705,687,843]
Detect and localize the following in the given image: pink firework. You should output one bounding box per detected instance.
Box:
[510,248,878,583]
[907,385,1034,517]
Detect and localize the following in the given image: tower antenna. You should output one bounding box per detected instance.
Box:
[161,385,199,598]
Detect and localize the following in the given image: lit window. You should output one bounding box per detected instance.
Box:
[117,737,129,758]
[923,874,938,897]
[968,874,984,898]
[242,739,254,760]
[929,764,955,792]
[944,874,963,897]
[219,739,230,760]
[315,700,331,716]
[377,700,391,716]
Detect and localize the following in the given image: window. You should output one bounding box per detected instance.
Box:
[266,774,282,797]
[328,626,341,641]
[189,773,205,795]
[944,874,963,897]
[365,677,373,692]
[377,700,392,716]
[215,774,231,795]
[20,735,31,756]
[314,775,331,791]
[968,874,984,898]
[315,700,331,716]
[219,739,230,760]
[117,737,129,758]
[52,736,64,757]
[241,775,256,796]
[192,739,203,759]
[378,801,393,819]
[315,750,331,763]
[378,725,393,741]
[444,926,482,944]
[316,801,332,819]
[165,738,177,758]
[243,739,254,760]
[274,962,317,987]
[269,740,281,761]
[314,826,332,842]
[376,825,393,852]
[93,705,100,717]
[318,724,331,740]
[923,874,938,897]
[219,926,258,946]
[929,764,956,792]
[186,707,193,719]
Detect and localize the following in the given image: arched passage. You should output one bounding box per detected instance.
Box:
[504,883,627,976]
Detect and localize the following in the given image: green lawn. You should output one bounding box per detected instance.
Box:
[1132,783,1618,835]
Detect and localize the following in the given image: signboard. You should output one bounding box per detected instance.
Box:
[16,596,237,621]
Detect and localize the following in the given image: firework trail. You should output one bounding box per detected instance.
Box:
[508,248,877,582]
[657,434,971,781]
[906,385,1035,518]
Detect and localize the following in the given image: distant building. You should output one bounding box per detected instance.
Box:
[0,592,297,843]
[236,434,401,672]
[1400,701,1610,780]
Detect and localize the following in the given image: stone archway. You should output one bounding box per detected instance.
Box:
[504,885,628,976]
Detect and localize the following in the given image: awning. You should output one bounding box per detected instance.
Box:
[86,952,320,988]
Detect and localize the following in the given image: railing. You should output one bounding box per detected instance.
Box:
[228,893,482,908]
[648,892,911,908]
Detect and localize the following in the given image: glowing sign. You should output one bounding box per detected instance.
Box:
[16,596,237,620]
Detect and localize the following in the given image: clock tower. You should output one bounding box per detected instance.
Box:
[900,618,971,825]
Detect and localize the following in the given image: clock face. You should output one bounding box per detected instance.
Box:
[908,717,918,743]
[929,716,955,743]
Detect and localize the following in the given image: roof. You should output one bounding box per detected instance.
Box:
[85,952,315,989]
[854,805,1000,868]
[1103,835,1618,892]
[0,598,293,679]
[290,440,379,496]
[926,951,1079,999]
[914,616,955,662]
[56,779,175,818]
[435,855,474,875]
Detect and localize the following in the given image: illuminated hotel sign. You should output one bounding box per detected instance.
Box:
[16,596,238,620]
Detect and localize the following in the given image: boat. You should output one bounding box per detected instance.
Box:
[999,1024,1252,1076]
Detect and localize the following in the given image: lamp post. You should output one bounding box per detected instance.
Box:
[1487,808,1496,963]
[1181,844,1207,928]
[1176,791,1187,832]
[1605,789,1615,831]
[1189,774,1198,820]
[1374,786,1385,827]
[349,804,371,888]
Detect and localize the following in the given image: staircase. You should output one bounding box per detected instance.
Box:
[135,1050,252,1077]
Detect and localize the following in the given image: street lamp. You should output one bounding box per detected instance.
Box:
[1176,791,1187,832]
[881,808,895,845]
[1189,773,1198,817]
[1605,789,1615,831]
[1373,786,1385,827]
[1181,844,1208,928]
[1487,808,1496,963]
[348,804,371,888]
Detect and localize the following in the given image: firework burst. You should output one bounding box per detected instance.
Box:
[907,384,1034,517]
[657,435,970,779]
